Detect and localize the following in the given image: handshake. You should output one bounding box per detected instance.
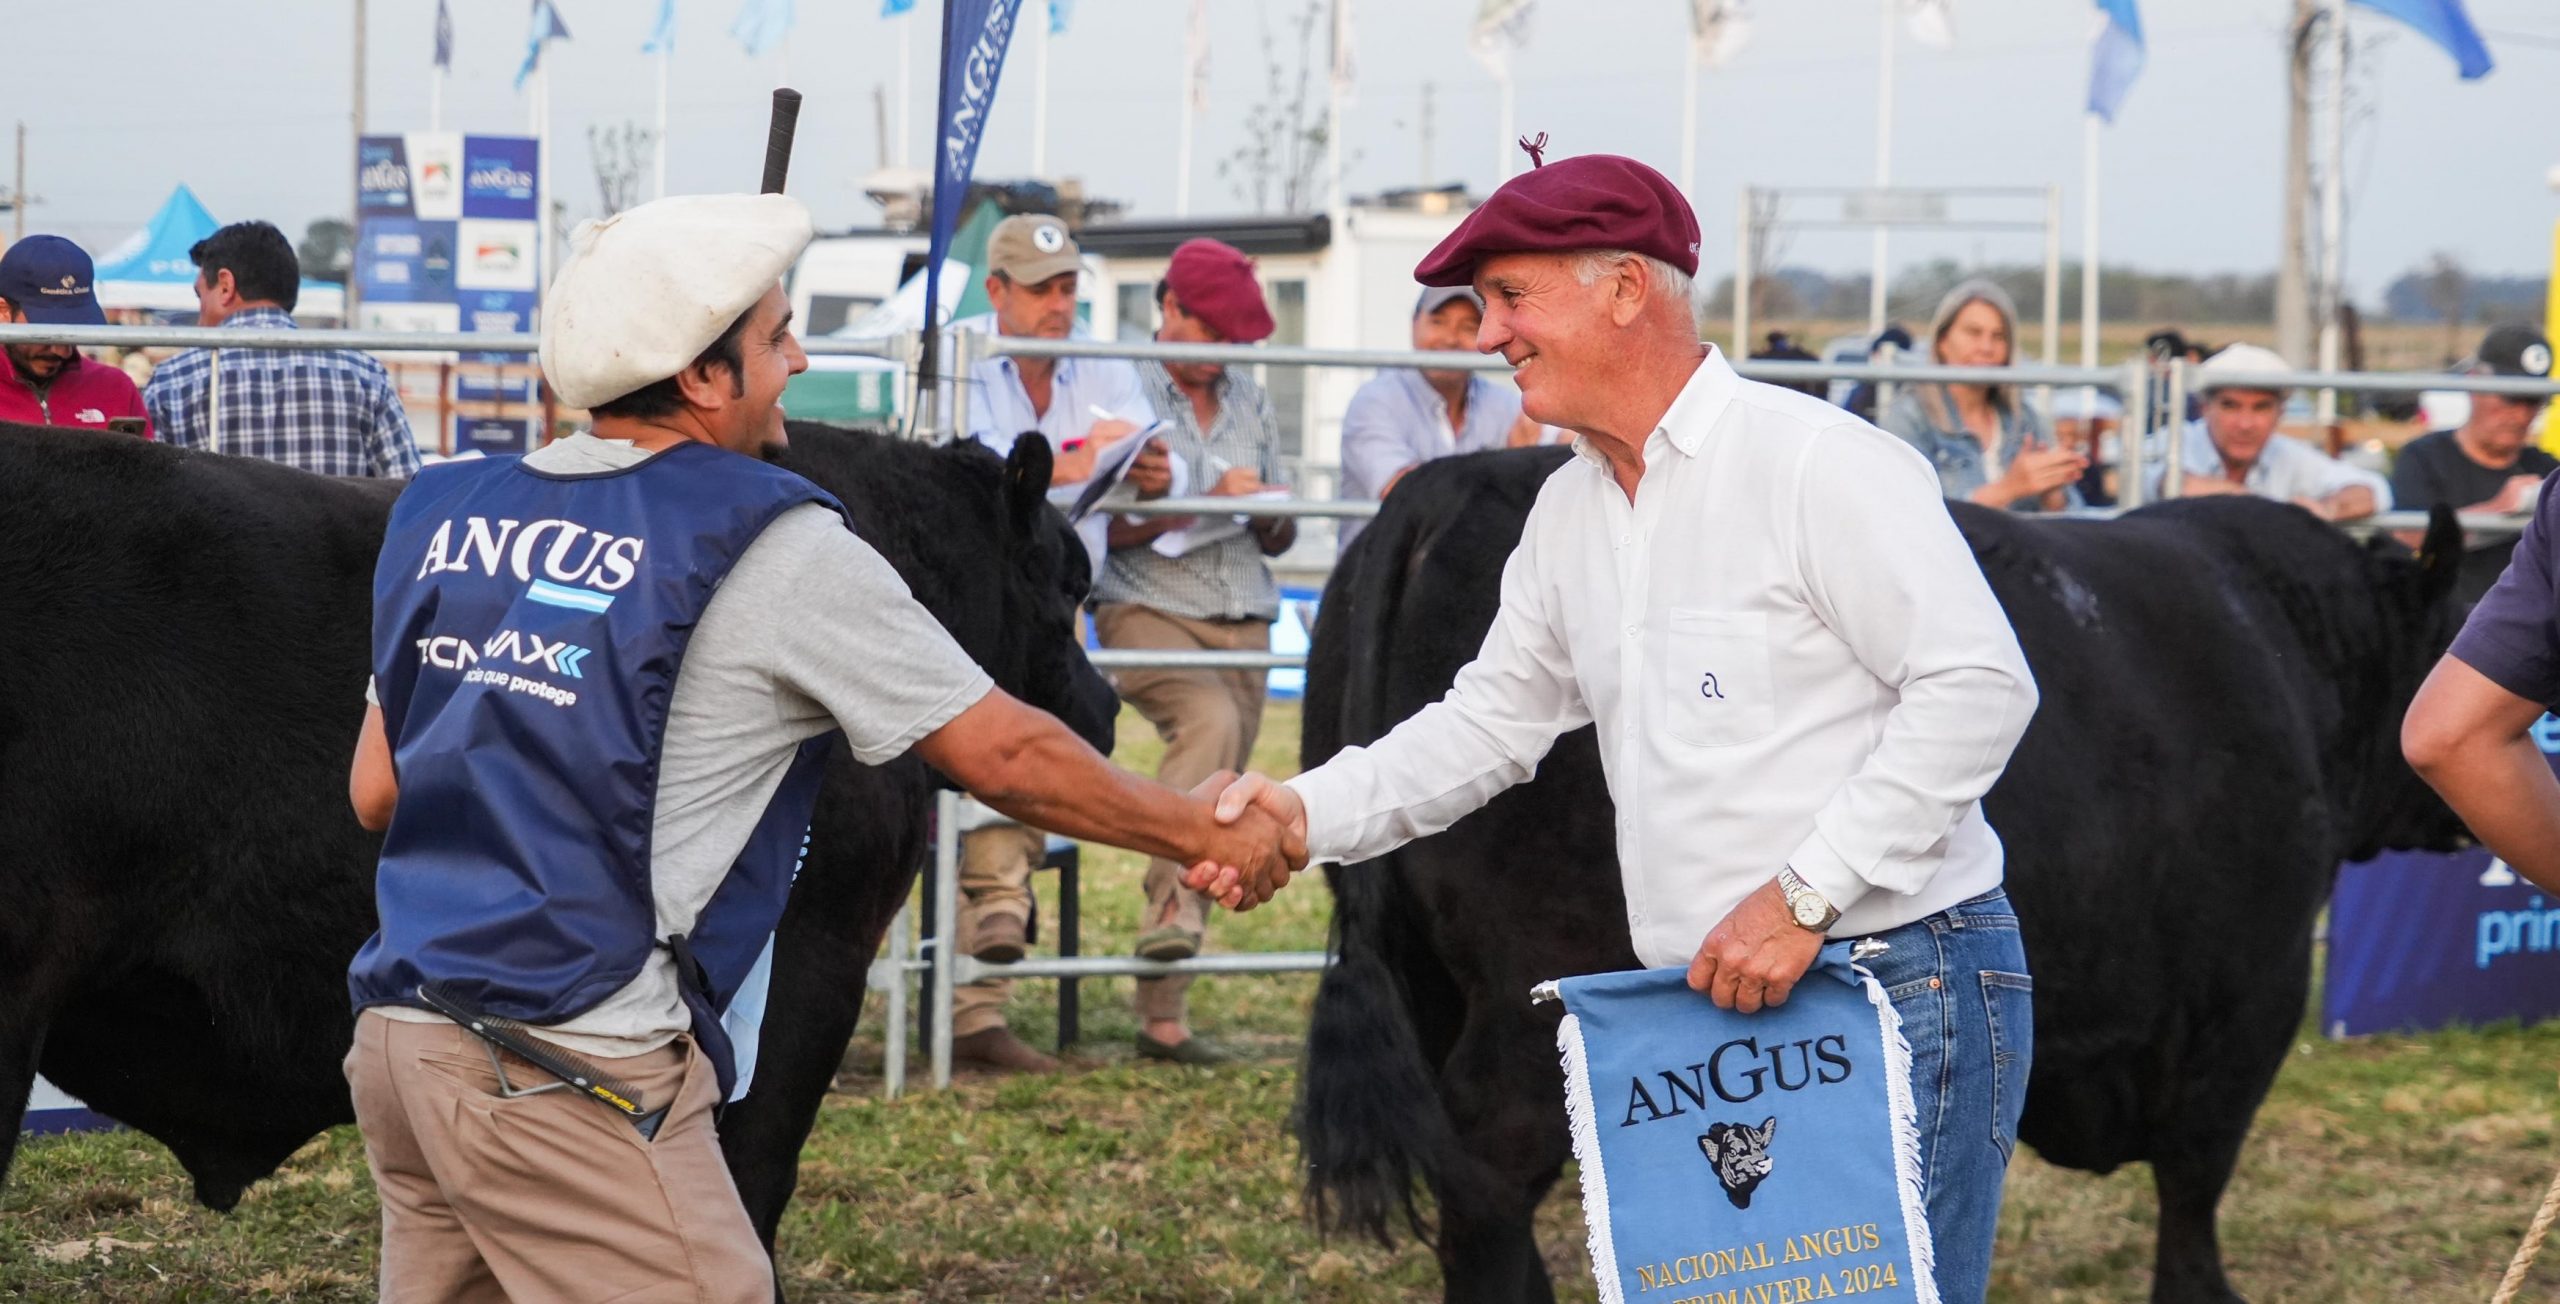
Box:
[1180,772,1308,912]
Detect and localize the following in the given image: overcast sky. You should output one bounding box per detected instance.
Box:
[10,0,2560,301]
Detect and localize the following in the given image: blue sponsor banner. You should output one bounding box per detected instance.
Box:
[1545,950,1934,1303]
[2324,716,2560,1037]
[358,135,415,217]
[919,0,1025,384]
[354,217,458,305]
[462,136,541,221]
[458,288,540,363]
[456,370,542,404]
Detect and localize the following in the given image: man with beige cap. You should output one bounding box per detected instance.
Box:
[340,193,1299,1300]
[944,211,1176,1074]
[2151,342,2390,521]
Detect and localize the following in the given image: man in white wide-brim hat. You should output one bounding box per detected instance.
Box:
[339,193,1301,1301]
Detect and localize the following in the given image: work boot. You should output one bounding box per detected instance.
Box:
[970,910,1028,964]
[951,1026,1061,1076]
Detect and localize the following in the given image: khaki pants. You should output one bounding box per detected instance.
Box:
[952,822,1045,1038]
[1092,602,1270,1025]
[344,1010,772,1304]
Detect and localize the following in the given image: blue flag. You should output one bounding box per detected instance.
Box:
[515,0,570,90]
[883,0,917,14]
[730,0,795,56]
[1542,948,1937,1303]
[919,0,1027,398]
[434,0,455,70]
[1049,0,1074,35]
[2087,0,2142,122]
[2352,0,2492,79]
[644,0,677,54]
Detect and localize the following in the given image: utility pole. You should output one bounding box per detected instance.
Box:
[13,123,25,244]
[2276,0,2315,366]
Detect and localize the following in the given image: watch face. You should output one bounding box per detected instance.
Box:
[1792,897,1826,927]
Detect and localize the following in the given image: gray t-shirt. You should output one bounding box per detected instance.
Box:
[372,436,993,1056]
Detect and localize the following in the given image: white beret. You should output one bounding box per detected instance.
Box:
[540,192,815,410]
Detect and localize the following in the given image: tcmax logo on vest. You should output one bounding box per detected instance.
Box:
[413,515,644,611]
[417,630,593,679]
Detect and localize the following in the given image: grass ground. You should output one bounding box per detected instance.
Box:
[8,700,2560,1301]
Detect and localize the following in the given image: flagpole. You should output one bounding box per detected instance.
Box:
[1496,70,1514,181]
[1325,0,1346,217]
[1032,2,1051,179]
[538,58,554,295]
[1679,38,1699,201]
[2081,111,2101,419]
[1868,0,1895,336]
[655,46,670,198]
[2315,0,2347,431]
[1176,2,1198,218]
[897,11,913,171]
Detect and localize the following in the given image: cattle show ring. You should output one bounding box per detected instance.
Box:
[14,1,2560,1301]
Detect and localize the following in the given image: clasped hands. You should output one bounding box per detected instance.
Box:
[1180,771,1306,911]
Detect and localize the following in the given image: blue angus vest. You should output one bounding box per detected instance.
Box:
[349,439,845,1101]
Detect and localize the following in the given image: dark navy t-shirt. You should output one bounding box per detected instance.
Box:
[2451,468,2560,707]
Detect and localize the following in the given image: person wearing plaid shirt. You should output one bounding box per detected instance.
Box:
[143,221,422,478]
[1095,239,1296,1064]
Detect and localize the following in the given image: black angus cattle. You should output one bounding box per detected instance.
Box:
[1296,447,2467,1304]
[0,420,1117,1259]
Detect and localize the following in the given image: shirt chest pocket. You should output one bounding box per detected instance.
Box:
[1660,609,1777,747]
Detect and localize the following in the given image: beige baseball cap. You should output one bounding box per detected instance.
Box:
[986,213,1081,284]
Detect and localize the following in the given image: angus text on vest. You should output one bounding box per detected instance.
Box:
[413,515,646,592]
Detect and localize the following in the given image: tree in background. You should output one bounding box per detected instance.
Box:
[588,123,657,218]
[1217,0,1329,215]
[298,218,353,285]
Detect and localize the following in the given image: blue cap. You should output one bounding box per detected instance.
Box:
[0,235,107,326]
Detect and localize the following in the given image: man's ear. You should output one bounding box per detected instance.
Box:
[1609,257,1650,328]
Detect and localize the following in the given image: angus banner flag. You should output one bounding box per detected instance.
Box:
[1538,944,1938,1304]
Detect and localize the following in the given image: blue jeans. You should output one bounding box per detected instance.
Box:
[1852,888,2033,1304]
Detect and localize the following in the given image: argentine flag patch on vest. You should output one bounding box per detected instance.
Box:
[1537,943,1937,1304]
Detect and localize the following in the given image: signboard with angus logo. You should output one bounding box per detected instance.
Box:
[1541,949,1937,1304]
[462,138,541,222]
[357,135,414,216]
[2323,716,2560,1037]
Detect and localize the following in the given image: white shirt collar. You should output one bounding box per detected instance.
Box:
[1568,345,1736,469]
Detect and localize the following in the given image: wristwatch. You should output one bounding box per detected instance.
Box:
[1777,865,1840,933]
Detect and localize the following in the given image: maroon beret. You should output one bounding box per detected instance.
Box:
[1413,153,1701,288]
[1164,238,1275,344]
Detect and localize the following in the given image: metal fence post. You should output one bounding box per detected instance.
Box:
[2162,358,2190,501]
[946,329,973,447]
[2117,357,2150,509]
[930,789,961,1090]
[882,901,909,1099]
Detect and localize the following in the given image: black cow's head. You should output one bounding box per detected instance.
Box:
[991,435,1119,754]
[2346,504,2472,857]
[1697,1117,1778,1210]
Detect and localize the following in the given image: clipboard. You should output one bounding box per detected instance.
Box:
[1064,422,1167,524]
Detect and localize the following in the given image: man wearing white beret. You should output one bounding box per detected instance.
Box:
[339,193,1303,1302]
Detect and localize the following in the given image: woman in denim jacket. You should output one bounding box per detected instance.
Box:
[1880,279,2086,512]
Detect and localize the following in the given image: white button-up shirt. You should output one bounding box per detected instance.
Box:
[1287,347,2039,968]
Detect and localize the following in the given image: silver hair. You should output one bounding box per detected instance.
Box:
[1570,248,1698,318]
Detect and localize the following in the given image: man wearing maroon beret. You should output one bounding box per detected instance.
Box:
[1094,237,1296,1064]
[1196,152,2040,1300]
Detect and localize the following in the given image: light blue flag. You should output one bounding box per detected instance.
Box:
[730,0,795,55]
[1049,0,1074,35]
[2351,0,2492,79]
[2087,0,2143,122]
[643,0,676,53]
[514,0,571,90]
[1540,946,1938,1303]
[883,0,917,13]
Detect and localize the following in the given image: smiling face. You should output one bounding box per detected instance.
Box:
[1471,251,1625,431]
[687,284,806,460]
[1413,298,1485,389]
